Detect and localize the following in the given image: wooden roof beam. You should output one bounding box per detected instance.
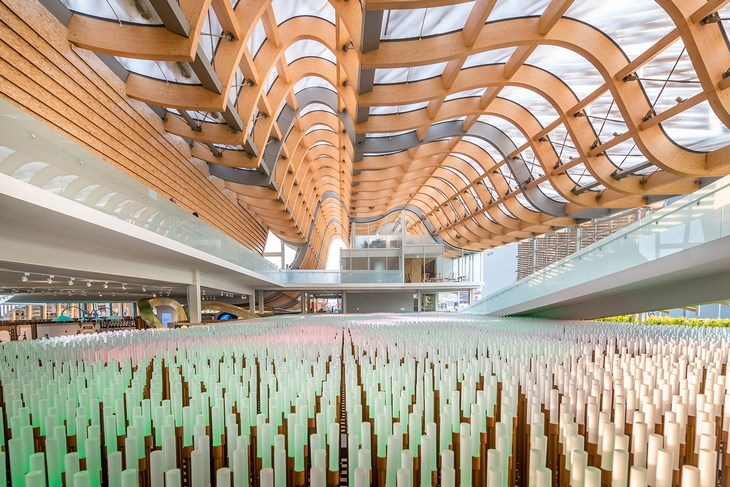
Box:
[538,0,576,35]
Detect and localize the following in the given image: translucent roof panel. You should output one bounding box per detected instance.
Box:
[187,111,227,124]
[461,135,503,164]
[450,152,486,177]
[565,0,676,61]
[476,115,527,148]
[374,62,448,85]
[294,77,336,93]
[369,102,430,116]
[60,0,162,24]
[526,45,604,100]
[445,88,487,103]
[263,66,279,94]
[247,18,267,58]
[565,163,597,187]
[299,102,337,117]
[514,192,538,212]
[544,125,579,162]
[199,8,223,62]
[583,92,629,144]
[604,140,646,171]
[538,182,568,203]
[497,87,560,127]
[662,101,730,152]
[380,4,474,41]
[116,58,200,85]
[488,0,552,22]
[271,0,335,25]
[639,40,702,112]
[285,40,337,65]
[462,47,517,70]
[305,124,336,135]
[440,164,471,186]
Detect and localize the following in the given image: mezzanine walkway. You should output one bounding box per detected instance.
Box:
[464,176,730,319]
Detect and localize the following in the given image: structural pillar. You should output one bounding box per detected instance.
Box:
[301,291,307,314]
[187,275,202,325]
[417,290,422,313]
[250,291,256,313]
[258,290,265,314]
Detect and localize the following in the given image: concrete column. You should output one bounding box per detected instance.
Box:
[417,290,422,313]
[301,291,307,314]
[341,292,347,314]
[249,291,256,313]
[258,290,265,314]
[187,270,202,324]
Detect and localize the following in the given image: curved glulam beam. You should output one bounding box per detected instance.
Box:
[67,15,198,61]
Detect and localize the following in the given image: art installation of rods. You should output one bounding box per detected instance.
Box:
[0,313,729,486]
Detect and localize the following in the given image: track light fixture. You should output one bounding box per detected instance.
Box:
[142,286,147,292]
[68,278,74,286]
[103,282,108,289]
[21,273,28,282]
[47,275,54,284]
[87,281,92,287]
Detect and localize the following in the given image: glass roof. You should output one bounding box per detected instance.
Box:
[48,0,730,255]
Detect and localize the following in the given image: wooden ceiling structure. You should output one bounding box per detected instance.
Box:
[8,0,730,269]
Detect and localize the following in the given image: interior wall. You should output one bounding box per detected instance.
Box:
[0,0,268,252]
[345,291,414,313]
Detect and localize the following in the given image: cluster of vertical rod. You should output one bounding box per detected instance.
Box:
[0,314,729,487]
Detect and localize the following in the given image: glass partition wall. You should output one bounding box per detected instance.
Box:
[341,213,480,284]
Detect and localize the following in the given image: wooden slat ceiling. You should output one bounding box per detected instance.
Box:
[39,0,730,266]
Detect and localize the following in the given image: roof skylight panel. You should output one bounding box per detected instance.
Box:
[299,103,337,117]
[247,19,267,58]
[463,47,516,70]
[581,92,629,144]
[116,58,200,84]
[271,0,335,25]
[565,164,597,187]
[527,46,603,100]
[285,40,337,65]
[380,4,474,41]
[374,62,449,85]
[639,39,703,114]
[476,114,527,148]
[305,124,336,135]
[497,86,561,127]
[365,129,417,139]
[514,192,538,212]
[441,164,472,186]
[60,0,162,24]
[450,152,486,177]
[661,101,730,152]
[294,77,336,93]
[368,102,430,116]
[537,182,568,203]
[200,7,224,62]
[488,0,551,22]
[565,0,675,61]
[497,165,519,191]
[444,88,487,103]
[263,66,279,94]
[461,135,503,163]
[604,140,646,171]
